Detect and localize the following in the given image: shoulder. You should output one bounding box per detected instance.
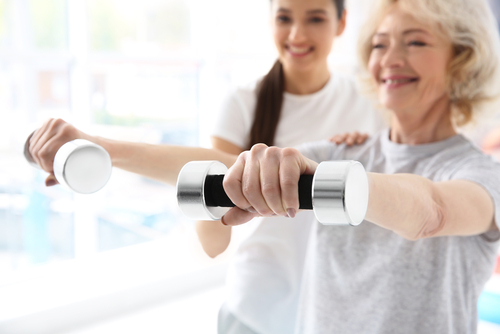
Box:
[227,79,260,103]
[447,137,500,175]
[218,79,261,117]
[327,72,365,98]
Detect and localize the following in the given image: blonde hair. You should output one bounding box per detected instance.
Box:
[358,0,500,126]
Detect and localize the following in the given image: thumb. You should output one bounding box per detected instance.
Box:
[221,207,258,226]
[45,173,59,187]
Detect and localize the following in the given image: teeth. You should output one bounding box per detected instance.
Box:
[289,46,310,54]
[385,79,413,84]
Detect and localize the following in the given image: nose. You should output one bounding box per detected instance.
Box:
[289,22,307,43]
[380,42,406,69]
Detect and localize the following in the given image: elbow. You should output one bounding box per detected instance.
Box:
[201,241,229,258]
[204,247,225,259]
[408,201,447,241]
[205,252,219,259]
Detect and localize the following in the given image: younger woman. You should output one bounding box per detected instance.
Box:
[197,0,385,333]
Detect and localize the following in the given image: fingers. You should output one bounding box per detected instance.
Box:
[225,145,275,217]
[45,174,59,187]
[329,132,369,146]
[345,132,359,146]
[224,153,253,212]
[223,145,315,224]
[221,207,258,226]
[279,148,302,218]
[260,147,286,216]
[28,118,80,173]
[29,119,55,170]
[356,133,369,145]
[330,133,347,144]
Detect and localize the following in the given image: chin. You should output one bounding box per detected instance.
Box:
[283,59,317,73]
[380,95,412,112]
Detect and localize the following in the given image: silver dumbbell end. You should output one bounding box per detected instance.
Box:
[312,161,369,226]
[176,161,231,221]
[53,139,112,194]
[176,160,369,226]
[25,137,112,194]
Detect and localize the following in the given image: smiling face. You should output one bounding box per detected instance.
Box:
[271,0,345,74]
[368,4,453,115]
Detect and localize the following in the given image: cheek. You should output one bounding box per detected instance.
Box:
[367,54,380,84]
[315,27,336,52]
[420,59,449,95]
[272,29,287,48]
[413,52,449,85]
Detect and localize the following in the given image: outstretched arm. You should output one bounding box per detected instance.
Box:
[366,173,496,240]
[222,144,498,239]
[27,118,237,187]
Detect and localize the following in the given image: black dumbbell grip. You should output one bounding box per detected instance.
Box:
[204,174,314,210]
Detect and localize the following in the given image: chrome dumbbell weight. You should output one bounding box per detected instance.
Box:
[24,136,112,194]
[176,160,369,226]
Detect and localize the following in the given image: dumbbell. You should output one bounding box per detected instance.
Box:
[24,135,112,194]
[176,160,369,226]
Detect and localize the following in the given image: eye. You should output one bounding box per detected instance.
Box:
[408,40,426,47]
[277,15,291,23]
[372,43,386,49]
[309,16,325,23]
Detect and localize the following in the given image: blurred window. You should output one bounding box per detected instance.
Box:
[0,0,427,282]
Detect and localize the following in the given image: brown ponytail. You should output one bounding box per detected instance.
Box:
[248,59,285,148]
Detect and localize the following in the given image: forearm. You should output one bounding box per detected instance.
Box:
[365,173,444,240]
[92,136,237,186]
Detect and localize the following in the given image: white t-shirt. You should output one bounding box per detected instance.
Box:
[212,73,386,334]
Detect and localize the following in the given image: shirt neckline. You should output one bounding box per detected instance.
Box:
[380,128,467,158]
[283,74,335,102]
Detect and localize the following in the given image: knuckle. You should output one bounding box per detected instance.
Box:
[261,182,280,197]
[242,182,259,198]
[237,151,249,164]
[60,124,75,138]
[280,178,296,189]
[281,147,300,159]
[250,143,268,154]
[264,146,281,159]
[38,147,52,161]
[52,118,65,128]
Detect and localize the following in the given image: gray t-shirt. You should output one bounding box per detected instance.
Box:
[296,129,500,334]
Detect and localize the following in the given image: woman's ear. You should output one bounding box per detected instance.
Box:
[336,9,347,36]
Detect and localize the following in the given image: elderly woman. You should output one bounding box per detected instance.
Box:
[219,0,500,332]
[27,0,500,332]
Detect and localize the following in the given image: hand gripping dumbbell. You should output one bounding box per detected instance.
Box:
[176,160,369,226]
[24,135,112,194]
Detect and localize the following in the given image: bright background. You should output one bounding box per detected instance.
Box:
[0,0,499,333]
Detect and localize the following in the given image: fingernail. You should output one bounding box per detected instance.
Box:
[46,179,57,187]
[221,216,227,226]
[246,206,256,213]
[287,208,296,218]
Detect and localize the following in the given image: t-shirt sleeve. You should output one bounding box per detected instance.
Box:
[211,89,253,149]
[450,156,500,233]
